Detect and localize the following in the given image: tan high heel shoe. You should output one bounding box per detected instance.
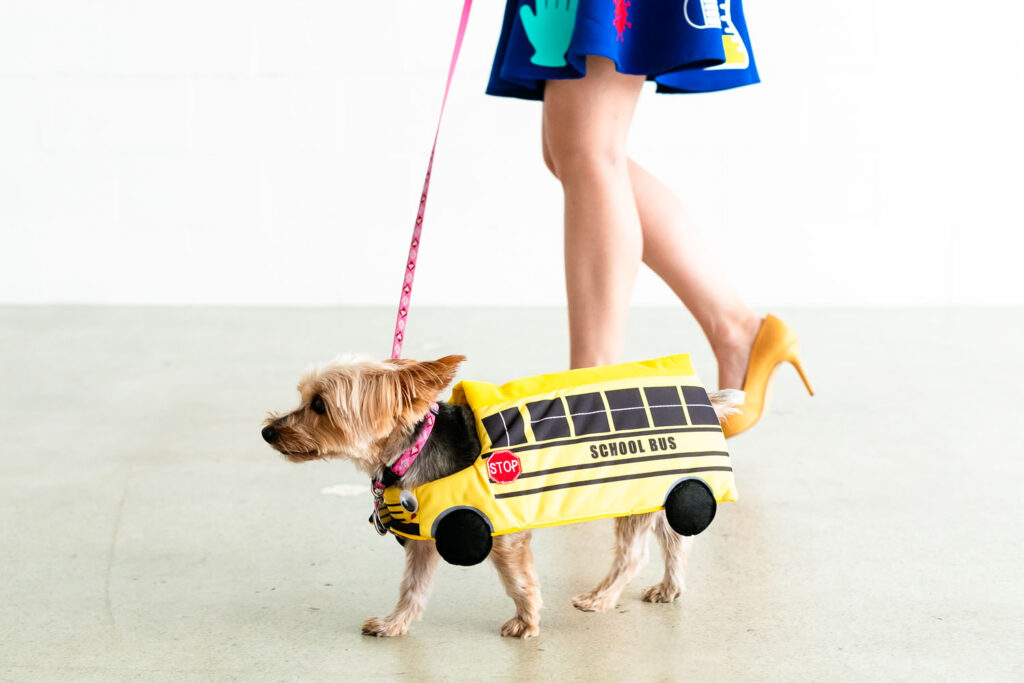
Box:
[721,314,814,439]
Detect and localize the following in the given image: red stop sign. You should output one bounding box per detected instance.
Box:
[487,450,522,484]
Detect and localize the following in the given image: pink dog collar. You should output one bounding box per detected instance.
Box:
[371,403,439,498]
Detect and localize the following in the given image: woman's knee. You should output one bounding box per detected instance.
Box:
[544,139,628,183]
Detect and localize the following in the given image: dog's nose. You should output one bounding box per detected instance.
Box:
[261,425,278,444]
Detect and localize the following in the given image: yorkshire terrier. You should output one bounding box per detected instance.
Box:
[262,354,742,638]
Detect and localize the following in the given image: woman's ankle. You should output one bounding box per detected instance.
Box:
[708,311,763,390]
[707,310,760,355]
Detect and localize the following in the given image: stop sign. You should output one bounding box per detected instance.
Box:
[487,450,522,484]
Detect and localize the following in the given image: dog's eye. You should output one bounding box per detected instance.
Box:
[310,395,326,415]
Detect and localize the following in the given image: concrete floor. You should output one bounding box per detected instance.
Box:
[1,306,1021,681]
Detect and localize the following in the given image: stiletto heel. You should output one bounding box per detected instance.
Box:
[721,314,814,439]
[787,353,814,396]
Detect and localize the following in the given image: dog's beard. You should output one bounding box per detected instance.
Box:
[267,416,375,463]
[274,436,326,462]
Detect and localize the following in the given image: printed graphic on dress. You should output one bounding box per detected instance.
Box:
[520,0,579,67]
[613,0,632,42]
[705,0,750,70]
[684,0,722,29]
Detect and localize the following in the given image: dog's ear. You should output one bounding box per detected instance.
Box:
[394,355,466,413]
[356,356,466,436]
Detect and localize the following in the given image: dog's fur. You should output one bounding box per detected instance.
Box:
[262,354,743,638]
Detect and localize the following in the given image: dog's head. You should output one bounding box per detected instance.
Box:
[261,354,465,471]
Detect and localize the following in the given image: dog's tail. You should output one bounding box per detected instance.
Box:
[708,389,745,421]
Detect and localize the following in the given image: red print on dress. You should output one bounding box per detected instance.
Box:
[613,0,632,42]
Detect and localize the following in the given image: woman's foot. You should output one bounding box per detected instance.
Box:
[718,314,814,438]
[710,313,764,391]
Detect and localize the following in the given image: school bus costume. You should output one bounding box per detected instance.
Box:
[374,353,737,566]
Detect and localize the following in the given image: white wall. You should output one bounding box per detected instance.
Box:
[1,0,1022,307]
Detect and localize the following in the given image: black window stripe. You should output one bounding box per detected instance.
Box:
[681,385,711,406]
[567,392,610,435]
[644,386,683,406]
[479,425,723,458]
[606,387,651,430]
[478,385,721,452]
[387,520,420,535]
[526,398,566,420]
[481,412,508,448]
[687,404,720,426]
[492,466,733,500]
[526,398,572,441]
[606,387,645,409]
[609,408,649,431]
[516,450,729,480]
[501,407,528,446]
[566,392,605,415]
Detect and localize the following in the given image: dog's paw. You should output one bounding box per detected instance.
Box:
[571,590,617,613]
[641,582,684,603]
[361,616,409,637]
[500,616,540,639]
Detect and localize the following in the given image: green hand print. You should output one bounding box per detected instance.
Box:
[519,0,579,68]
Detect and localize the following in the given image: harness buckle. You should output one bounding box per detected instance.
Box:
[370,505,388,536]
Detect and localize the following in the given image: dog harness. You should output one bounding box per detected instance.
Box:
[370,403,439,535]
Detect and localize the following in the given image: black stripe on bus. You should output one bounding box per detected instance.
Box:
[492,466,733,500]
[480,426,723,458]
[516,450,729,480]
[387,519,420,536]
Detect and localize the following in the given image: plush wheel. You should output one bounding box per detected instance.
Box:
[434,509,493,566]
[664,479,717,536]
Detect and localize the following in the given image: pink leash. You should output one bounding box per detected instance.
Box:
[370,2,474,532]
[391,0,474,360]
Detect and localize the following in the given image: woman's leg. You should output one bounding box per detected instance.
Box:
[542,56,646,370]
[541,56,760,387]
[627,158,762,390]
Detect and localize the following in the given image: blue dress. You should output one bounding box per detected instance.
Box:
[486,0,759,100]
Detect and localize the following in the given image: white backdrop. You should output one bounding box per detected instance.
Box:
[1,1,1022,307]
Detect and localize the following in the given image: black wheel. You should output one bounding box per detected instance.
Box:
[664,479,717,536]
[434,509,493,566]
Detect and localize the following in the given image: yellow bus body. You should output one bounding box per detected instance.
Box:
[377,353,736,541]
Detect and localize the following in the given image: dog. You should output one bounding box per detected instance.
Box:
[261,354,742,638]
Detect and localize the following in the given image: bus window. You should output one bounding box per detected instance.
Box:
[566,392,610,435]
[682,386,719,425]
[482,406,527,448]
[525,399,572,441]
[644,386,689,426]
[605,388,650,430]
